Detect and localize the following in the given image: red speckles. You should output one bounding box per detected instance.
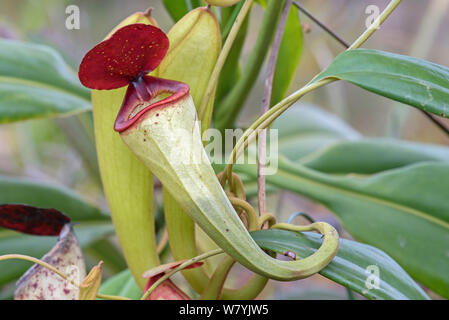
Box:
[0,204,70,236]
[14,225,86,300]
[78,24,169,90]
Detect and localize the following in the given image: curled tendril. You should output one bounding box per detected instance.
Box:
[258,213,277,229]
[217,171,246,198]
[228,197,258,232]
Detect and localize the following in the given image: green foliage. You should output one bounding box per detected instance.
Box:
[272,104,360,161]
[0,176,113,285]
[236,160,449,298]
[215,0,285,130]
[301,138,449,174]
[271,5,303,105]
[252,229,430,300]
[1,1,449,301]
[0,39,90,123]
[99,269,142,300]
[313,49,449,118]
[162,0,205,22]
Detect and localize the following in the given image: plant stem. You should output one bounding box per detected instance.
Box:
[221,0,246,40]
[156,228,169,255]
[215,0,285,131]
[198,0,254,128]
[258,0,292,216]
[292,1,349,48]
[224,0,403,184]
[229,196,259,231]
[421,112,449,138]
[200,256,235,300]
[140,249,225,300]
[295,0,449,138]
[0,254,78,287]
[0,254,129,300]
[348,0,402,50]
[224,78,333,185]
[96,293,131,300]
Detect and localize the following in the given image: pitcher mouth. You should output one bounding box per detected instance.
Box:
[114,75,190,133]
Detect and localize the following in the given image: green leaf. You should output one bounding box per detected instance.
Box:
[313,49,449,118]
[99,269,142,300]
[301,138,449,174]
[270,105,449,172]
[235,161,449,298]
[271,5,303,105]
[252,229,430,300]
[0,175,108,221]
[85,239,127,274]
[215,9,249,104]
[215,0,285,130]
[0,39,90,123]
[272,104,361,161]
[254,0,267,8]
[220,1,245,39]
[0,176,112,285]
[162,0,204,22]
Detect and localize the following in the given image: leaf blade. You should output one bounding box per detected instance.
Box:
[313,49,449,118]
[0,39,90,123]
[235,161,449,298]
[271,5,303,105]
[252,229,430,300]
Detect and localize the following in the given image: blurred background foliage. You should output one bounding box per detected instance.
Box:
[0,0,448,299]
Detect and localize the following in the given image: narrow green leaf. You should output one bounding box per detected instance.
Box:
[272,104,360,161]
[252,229,430,300]
[271,5,303,105]
[313,49,449,118]
[0,83,90,124]
[85,239,127,274]
[215,12,249,104]
[254,0,267,7]
[301,138,449,174]
[220,1,245,39]
[0,176,113,285]
[235,161,449,298]
[99,269,142,300]
[0,39,91,123]
[162,0,204,22]
[215,0,285,130]
[0,175,108,221]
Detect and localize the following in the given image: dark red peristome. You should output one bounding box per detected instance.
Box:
[78,24,169,90]
[0,204,70,236]
[114,75,190,133]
